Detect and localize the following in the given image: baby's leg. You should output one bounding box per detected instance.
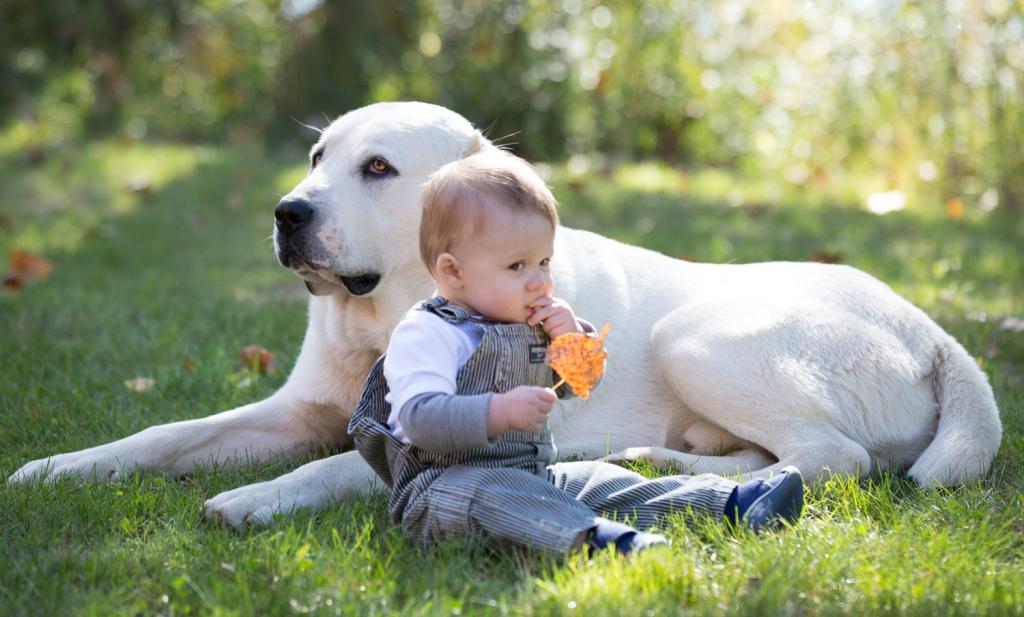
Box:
[549,461,737,531]
[406,465,598,556]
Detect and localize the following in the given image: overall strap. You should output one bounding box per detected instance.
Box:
[418,297,476,324]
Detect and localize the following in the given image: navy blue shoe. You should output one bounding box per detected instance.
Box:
[618,530,669,555]
[726,466,804,533]
[589,519,668,556]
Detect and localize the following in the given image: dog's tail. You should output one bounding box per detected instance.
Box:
[907,337,1002,486]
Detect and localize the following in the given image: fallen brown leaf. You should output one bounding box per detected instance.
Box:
[238,345,275,374]
[2,249,54,293]
[10,249,54,279]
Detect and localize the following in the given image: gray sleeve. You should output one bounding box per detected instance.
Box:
[554,318,604,400]
[398,391,493,451]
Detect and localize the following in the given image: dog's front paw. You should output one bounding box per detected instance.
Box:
[204,480,297,529]
[8,458,52,484]
[8,451,125,484]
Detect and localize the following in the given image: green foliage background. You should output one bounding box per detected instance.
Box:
[2,0,1022,214]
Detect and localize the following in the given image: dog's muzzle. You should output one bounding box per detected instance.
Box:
[274,197,382,296]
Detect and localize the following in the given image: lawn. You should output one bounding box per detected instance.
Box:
[1,139,1022,616]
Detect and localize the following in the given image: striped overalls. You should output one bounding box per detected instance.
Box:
[349,297,738,556]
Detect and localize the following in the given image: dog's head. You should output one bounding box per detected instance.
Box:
[274,101,489,297]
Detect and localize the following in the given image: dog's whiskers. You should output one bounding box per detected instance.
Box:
[291,117,325,135]
[492,131,521,149]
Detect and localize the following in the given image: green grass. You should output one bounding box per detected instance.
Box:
[1,139,1022,616]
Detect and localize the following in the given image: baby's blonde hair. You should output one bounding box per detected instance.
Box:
[419,150,559,274]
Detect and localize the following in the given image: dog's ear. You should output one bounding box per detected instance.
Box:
[460,131,492,158]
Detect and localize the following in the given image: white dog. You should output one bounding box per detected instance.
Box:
[10,102,1002,528]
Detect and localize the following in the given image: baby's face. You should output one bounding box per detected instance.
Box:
[450,208,555,323]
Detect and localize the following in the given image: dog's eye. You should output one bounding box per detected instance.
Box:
[311,149,324,169]
[367,157,392,176]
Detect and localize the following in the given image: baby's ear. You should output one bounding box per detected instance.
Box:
[435,252,463,287]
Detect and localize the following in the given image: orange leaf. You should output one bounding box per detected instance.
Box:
[547,323,610,400]
[3,250,54,294]
[9,250,53,279]
[238,345,275,374]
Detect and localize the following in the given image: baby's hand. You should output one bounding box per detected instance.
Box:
[527,296,584,339]
[487,386,557,436]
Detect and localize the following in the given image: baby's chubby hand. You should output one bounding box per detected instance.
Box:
[487,386,557,436]
[527,296,584,339]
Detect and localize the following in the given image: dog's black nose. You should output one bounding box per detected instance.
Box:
[275,198,313,234]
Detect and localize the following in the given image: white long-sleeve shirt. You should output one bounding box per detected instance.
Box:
[383,307,485,445]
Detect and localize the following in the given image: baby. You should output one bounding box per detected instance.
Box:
[348,150,803,556]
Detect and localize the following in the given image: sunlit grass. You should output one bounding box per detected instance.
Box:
[0,141,215,254]
[1,141,1022,616]
[552,161,1023,318]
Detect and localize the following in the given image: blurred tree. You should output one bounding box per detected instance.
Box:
[417,1,574,160]
[0,0,284,142]
[271,0,422,139]
[1,0,1020,212]
[0,0,179,132]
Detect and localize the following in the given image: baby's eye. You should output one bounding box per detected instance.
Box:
[509,262,525,272]
[540,258,551,267]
